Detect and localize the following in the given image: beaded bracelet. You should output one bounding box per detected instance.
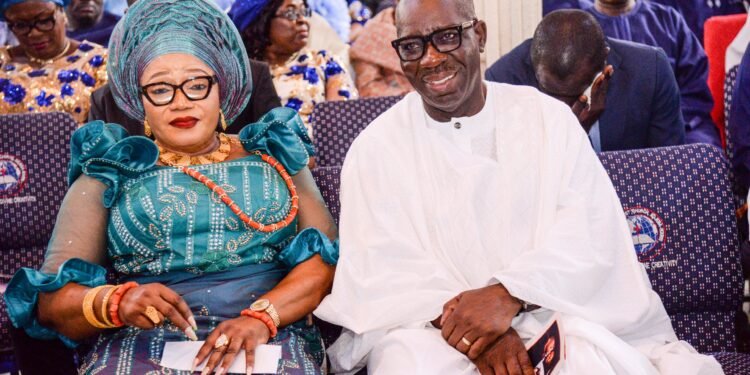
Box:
[83,285,116,329]
[108,281,139,327]
[240,309,278,338]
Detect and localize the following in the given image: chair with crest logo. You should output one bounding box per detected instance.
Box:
[599,144,750,374]
[0,112,79,374]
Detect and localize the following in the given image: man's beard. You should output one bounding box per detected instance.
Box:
[75,14,99,29]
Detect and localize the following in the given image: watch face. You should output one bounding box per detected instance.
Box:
[251,299,270,311]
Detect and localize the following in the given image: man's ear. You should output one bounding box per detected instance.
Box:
[475,19,488,52]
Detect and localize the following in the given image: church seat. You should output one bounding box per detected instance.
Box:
[0,112,79,373]
[313,144,750,372]
[311,96,403,167]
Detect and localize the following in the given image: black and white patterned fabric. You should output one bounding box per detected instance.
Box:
[599,144,743,353]
[312,166,342,226]
[311,96,402,167]
[723,65,747,213]
[711,352,750,375]
[0,112,77,354]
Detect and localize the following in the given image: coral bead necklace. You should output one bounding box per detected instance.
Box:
[157,133,299,233]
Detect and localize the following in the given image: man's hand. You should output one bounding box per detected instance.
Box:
[440,284,521,359]
[572,65,614,133]
[473,328,534,375]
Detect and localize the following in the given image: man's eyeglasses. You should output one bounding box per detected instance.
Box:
[141,76,218,106]
[7,14,56,36]
[275,7,312,22]
[391,19,477,62]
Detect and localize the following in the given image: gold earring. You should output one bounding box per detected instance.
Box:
[144,119,152,137]
[220,110,228,131]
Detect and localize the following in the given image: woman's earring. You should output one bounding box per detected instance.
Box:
[220,110,228,132]
[144,119,152,137]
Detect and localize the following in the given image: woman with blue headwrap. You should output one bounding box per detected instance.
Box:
[4,0,338,374]
[0,0,108,122]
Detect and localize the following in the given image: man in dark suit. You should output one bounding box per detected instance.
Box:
[89,59,282,135]
[485,9,685,152]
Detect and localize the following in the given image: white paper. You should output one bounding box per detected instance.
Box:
[160,341,281,374]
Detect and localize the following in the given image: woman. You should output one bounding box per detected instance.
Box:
[0,0,107,123]
[229,0,358,138]
[4,0,338,374]
[349,3,412,98]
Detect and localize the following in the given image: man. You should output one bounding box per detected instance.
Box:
[65,0,120,46]
[583,0,721,148]
[486,10,684,152]
[314,0,723,374]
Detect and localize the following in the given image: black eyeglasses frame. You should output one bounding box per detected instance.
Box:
[140,75,219,107]
[7,13,57,36]
[391,19,478,62]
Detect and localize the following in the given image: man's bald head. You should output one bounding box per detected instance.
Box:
[531,10,607,81]
[395,0,475,33]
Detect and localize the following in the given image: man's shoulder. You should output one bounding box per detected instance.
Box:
[608,38,664,67]
[486,39,535,84]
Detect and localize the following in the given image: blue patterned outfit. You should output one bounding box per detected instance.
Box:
[5,108,338,374]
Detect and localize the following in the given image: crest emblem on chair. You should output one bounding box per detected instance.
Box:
[624,206,667,262]
[0,154,28,197]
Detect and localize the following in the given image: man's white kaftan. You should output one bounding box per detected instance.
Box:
[314,82,723,375]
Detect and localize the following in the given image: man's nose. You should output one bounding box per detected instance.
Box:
[419,42,447,68]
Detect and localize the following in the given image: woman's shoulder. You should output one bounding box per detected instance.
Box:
[69,121,158,207]
[237,107,314,175]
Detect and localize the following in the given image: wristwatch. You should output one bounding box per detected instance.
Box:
[516,298,540,315]
[250,299,280,327]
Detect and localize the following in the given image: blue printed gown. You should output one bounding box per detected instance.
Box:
[4,108,338,374]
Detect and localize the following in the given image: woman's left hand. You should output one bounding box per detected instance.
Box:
[194,316,272,375]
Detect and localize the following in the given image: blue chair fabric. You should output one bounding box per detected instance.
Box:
[311,96,402,167]
[599,144,743,353]
[0,112,77,354]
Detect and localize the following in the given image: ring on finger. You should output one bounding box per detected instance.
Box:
[144,305,161,325]
[461,336,473,347]
[214,333,230,349]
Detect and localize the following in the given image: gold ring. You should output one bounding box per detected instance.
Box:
[461,337,473,347]
[144,305,161,325]
[214,333,229,349]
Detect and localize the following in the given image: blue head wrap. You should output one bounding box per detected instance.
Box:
[0,0,69,21]
[228,0,273,34]
[108,0,251,123]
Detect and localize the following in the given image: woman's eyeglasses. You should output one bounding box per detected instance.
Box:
[274,7,312,22]
[391,19,477,62]
[7,14,56,36]
[141,76,218,106]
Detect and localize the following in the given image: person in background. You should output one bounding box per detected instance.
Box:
[544,0,747,44]
[0,21,18,46]
[230,0,358,138]
[348,0,371,39]
[486,10,684,152]
[65,0,119,46]
[5,1,338,373]
[581,0,721,148]
[349,0,412,97]
[0,0,107,123]
[306,0,349,41]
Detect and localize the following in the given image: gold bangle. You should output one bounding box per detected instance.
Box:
[99,286,118,327]
[83,285,115,329]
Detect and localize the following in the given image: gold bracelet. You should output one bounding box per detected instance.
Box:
[99,285,118,327]
[83,285,116,329]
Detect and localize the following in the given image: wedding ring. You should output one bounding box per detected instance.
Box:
[214,333,230,349]
[144,305,161,325]
[461,337,473,347]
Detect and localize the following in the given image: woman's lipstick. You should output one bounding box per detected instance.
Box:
[169,116,199,129]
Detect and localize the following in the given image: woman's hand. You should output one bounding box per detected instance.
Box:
[117,283,197,340]
[194,316,271,375]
